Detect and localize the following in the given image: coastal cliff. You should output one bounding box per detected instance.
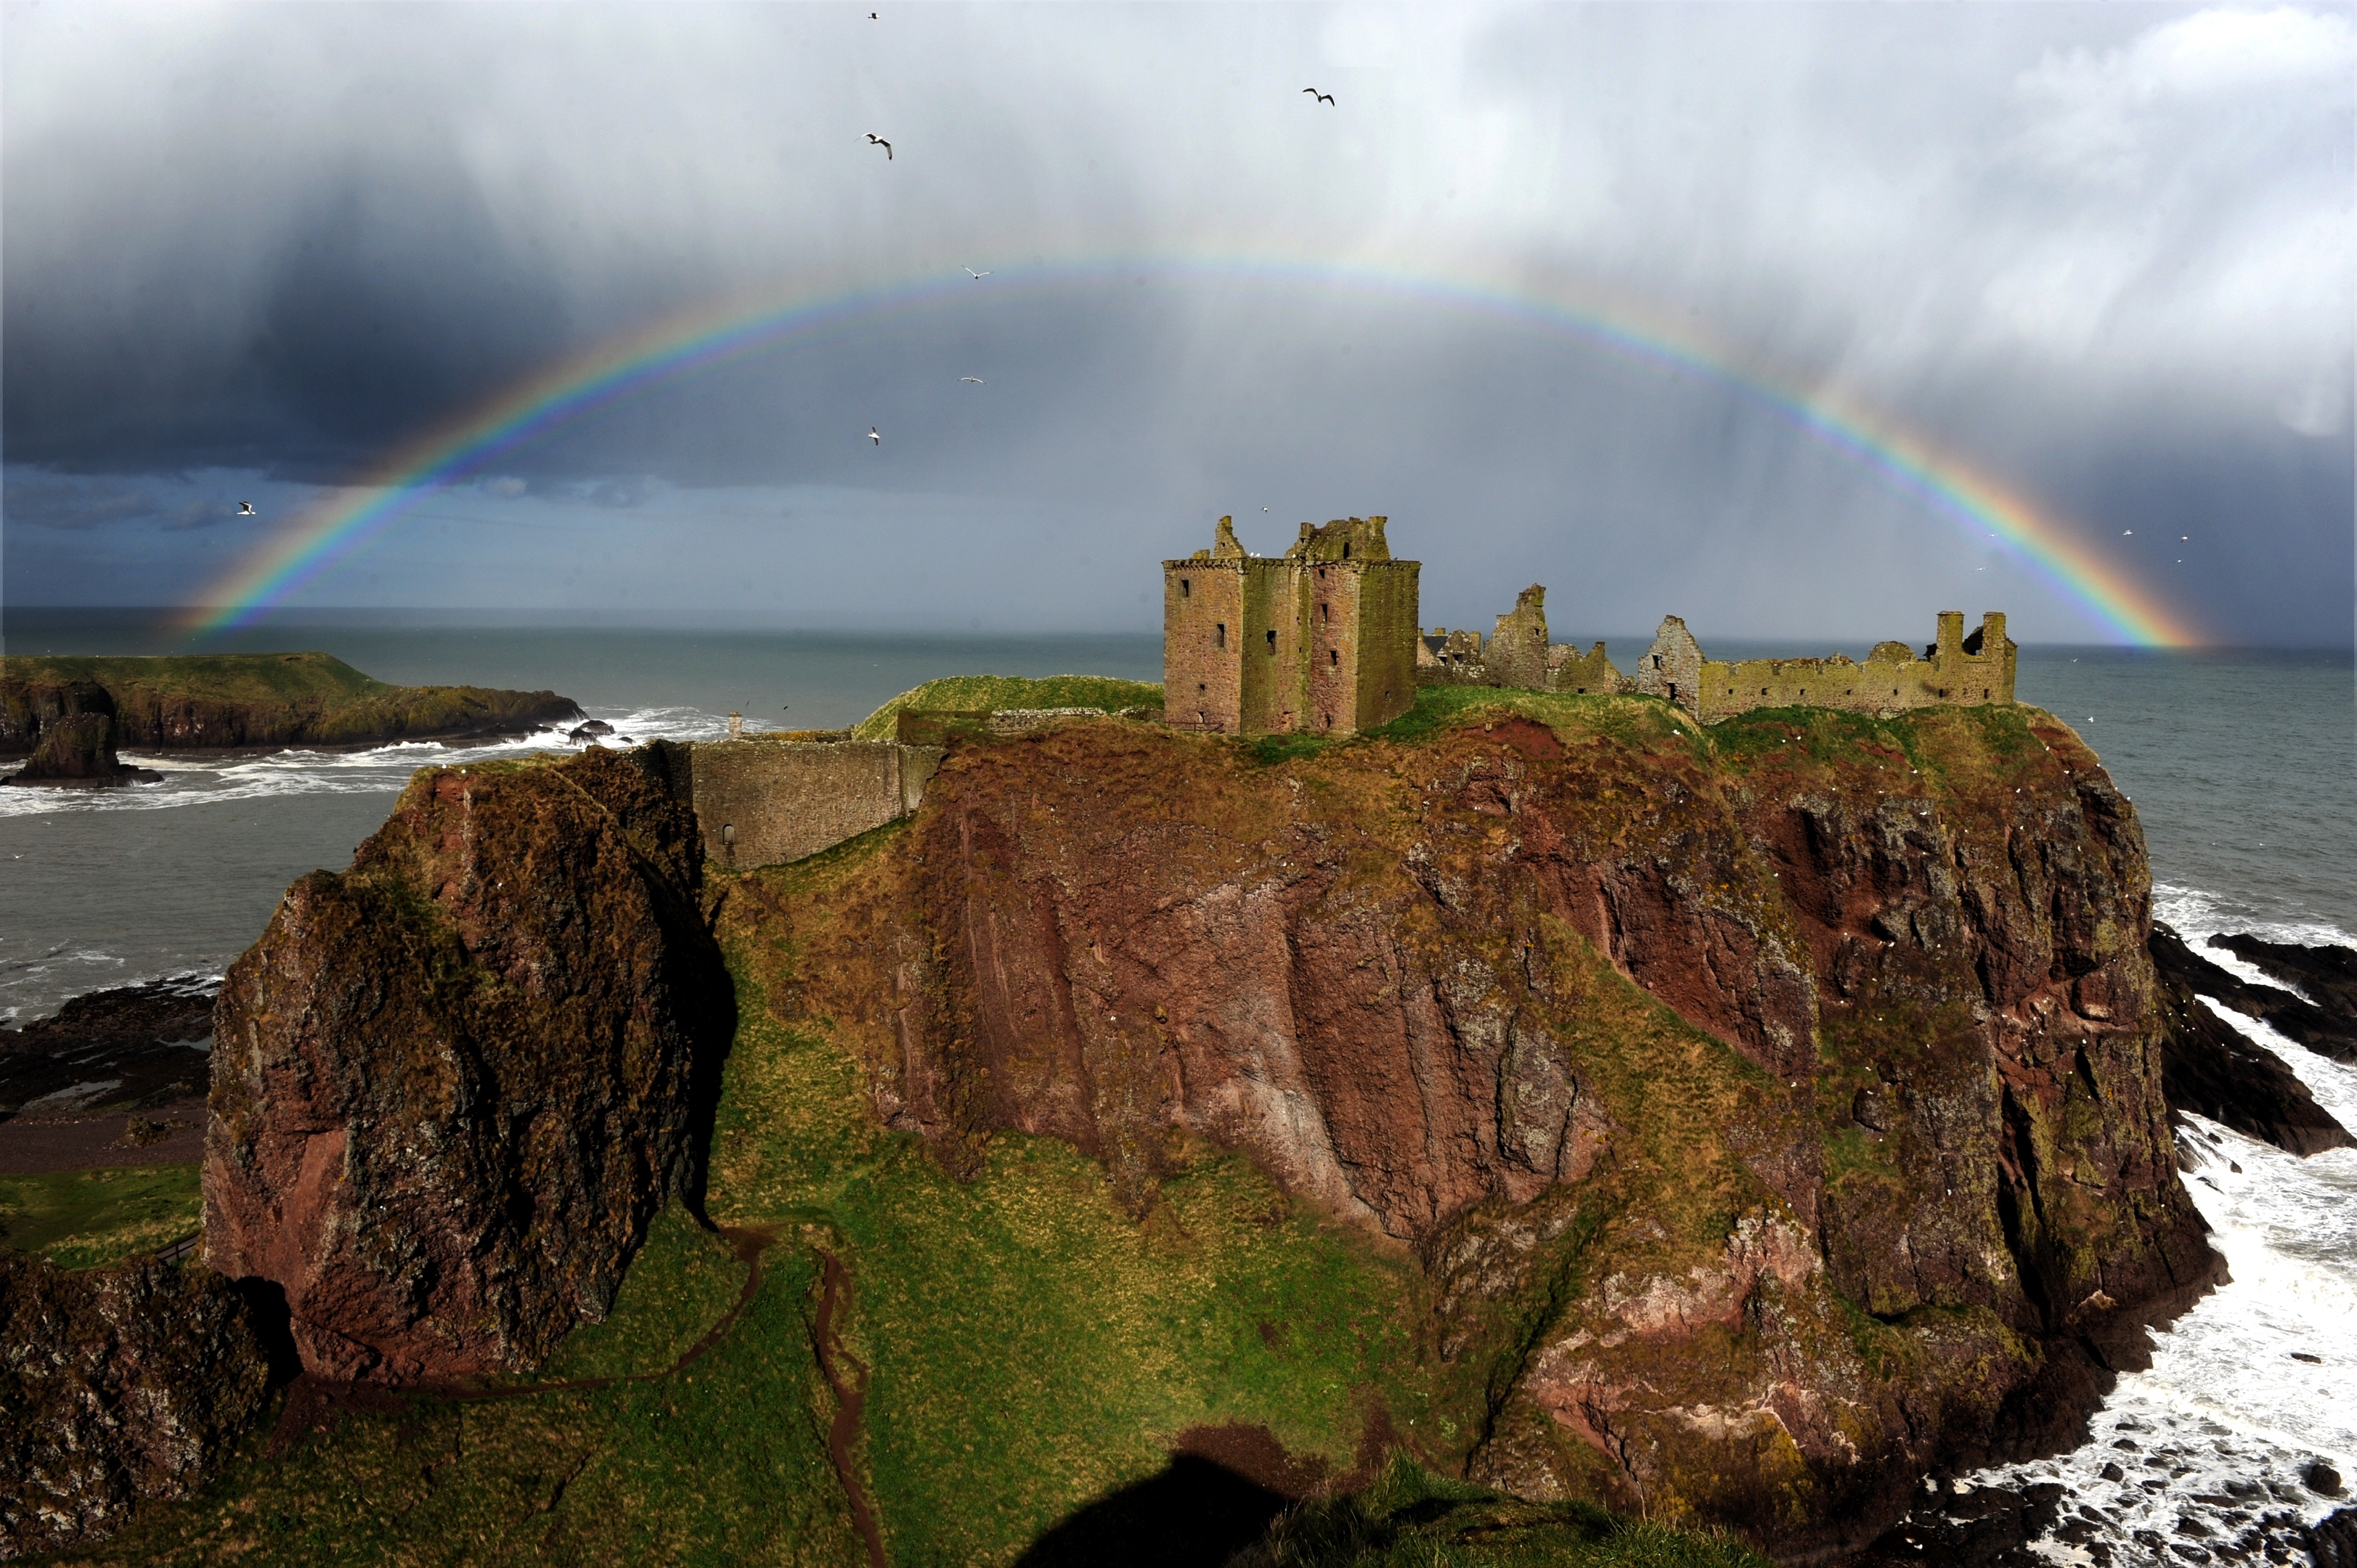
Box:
[726,692,2215,1554]
[156,687,2228,1561]
[0,652,580,756]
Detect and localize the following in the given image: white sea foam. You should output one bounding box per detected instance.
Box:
[0,705,730,819]
[1963,895,2357,1556]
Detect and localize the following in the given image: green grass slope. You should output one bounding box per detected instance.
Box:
[1,652,389,706]
[850,674,1163,740]
[0,1165,203,1269]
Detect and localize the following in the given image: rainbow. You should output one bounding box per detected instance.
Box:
[189,251,2202,645]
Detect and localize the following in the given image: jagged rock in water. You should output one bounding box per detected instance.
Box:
[2156,931,2357,1062]
[2148,923,2353,1154]
[2210,932,2357,1026]
[0,1254,272,1559]
[1,713,160,787]
[203,747,728,1381]
[728,703,2217,1556]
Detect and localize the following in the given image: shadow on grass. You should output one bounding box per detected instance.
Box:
[1013,1453,1292,1567]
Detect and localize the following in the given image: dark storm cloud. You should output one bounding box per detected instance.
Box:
[3,2,2348,642]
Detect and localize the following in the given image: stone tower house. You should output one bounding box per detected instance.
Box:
[1162,515,1420,736]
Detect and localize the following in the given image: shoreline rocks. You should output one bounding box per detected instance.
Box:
[0,713,161,788]
[2149,923,2354,1155]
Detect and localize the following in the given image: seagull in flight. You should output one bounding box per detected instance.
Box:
[237,501,256,516]
[865,133,892,160]
[868,426,881,445]
[960,377,985,384]
[1302,87,1335,105]
[964,266,990,279]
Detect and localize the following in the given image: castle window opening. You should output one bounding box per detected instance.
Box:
[1180,578,1190,597]
[1330,648,1339,667]
[1342,542,1351,559]
[1320,603,1330,624]
[1266,629,1277,656]
[1197,683,1206,695]
[1216,622,1226,649]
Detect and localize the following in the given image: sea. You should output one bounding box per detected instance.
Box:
[1,609,2351,1561]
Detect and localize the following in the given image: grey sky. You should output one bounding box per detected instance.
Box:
[4,2,2349,644]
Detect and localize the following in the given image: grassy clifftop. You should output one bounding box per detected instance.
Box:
[850,673,1163,740]
[0,651,581,752]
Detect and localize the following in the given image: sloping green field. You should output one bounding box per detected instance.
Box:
[1,653,388,706]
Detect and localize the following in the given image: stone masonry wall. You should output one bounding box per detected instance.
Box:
[684,739,943,870]
[1163,515,1417,737]
[1635,611,2017,722]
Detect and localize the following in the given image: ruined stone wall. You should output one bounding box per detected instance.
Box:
[1632,616,1706,713]
[683,739,943,870]
[1486,584,1551,691]
[1545,641,1632,695]
[1638,611,2018,722]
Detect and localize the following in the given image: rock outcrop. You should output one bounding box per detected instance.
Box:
[203,747,728,1381]
[2148,923,2352,1154]
[1,713,161,786]
[725,700,2216,1556]
[0,1254,272,1560]
[2206,932,2357,1057]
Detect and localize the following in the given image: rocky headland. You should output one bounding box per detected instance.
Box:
[12,685,2356,1565]
[0,652,581,758]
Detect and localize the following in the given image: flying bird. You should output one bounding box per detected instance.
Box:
[868,427,881,445]
[1302,87,1335,105]
[964,266,990,279]
[866,133,892,160]
[960,377,985,384]
[237,501,256,515]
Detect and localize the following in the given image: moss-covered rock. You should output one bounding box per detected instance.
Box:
[0,1252,272,1559]
[202,748,731,1381]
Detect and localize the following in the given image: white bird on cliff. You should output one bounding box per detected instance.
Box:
[866,133,892,160]
[237,501,256,516]
[868,426,881,444]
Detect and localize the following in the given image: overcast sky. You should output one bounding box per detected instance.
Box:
[4,2,2350,645]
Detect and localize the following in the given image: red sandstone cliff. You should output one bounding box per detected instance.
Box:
[733,703,2215,1553]
[202,748,728,1381]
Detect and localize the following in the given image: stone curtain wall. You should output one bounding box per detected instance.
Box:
[1419,586,1633,698]
[684,740,943,870]
[1638,611,2018,722]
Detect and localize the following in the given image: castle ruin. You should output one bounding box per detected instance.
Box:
[1631,611,2016,721]
[1160,514,2018,733]
[1417,584,1632,696]
[1162,515,1420,736]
